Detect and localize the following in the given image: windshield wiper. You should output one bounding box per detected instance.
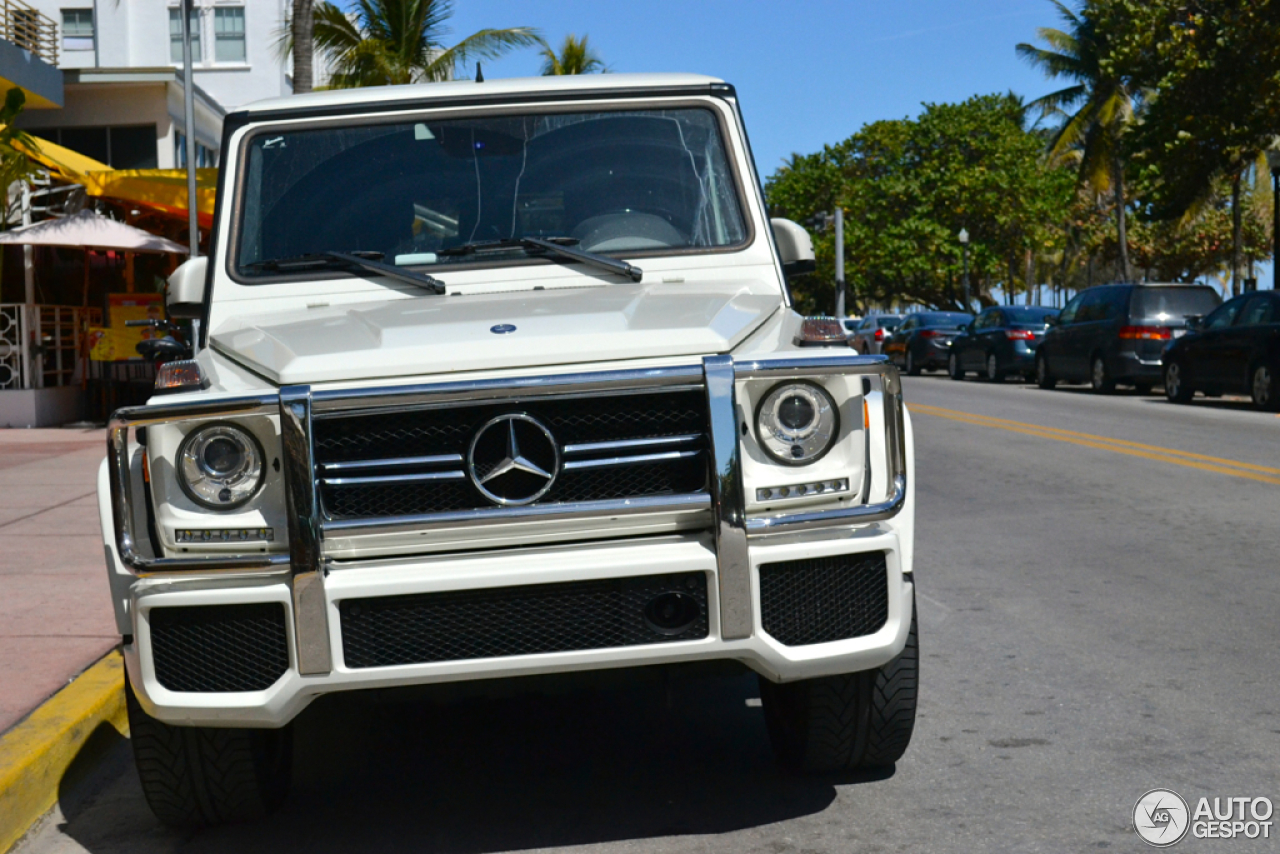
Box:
[438,237,643,283]
[245,251,446,294]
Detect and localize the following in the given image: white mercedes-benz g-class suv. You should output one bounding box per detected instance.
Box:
[99,73,917,826]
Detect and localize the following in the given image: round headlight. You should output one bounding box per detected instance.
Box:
[755,381,839,465]
[177,423,265,510]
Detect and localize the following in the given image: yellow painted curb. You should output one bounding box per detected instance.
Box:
[0,651,127,853]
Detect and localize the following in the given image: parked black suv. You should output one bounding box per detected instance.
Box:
[1162,290,1280,410]
[1035,283,1222,393]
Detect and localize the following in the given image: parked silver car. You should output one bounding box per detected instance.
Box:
[849,314,904,355]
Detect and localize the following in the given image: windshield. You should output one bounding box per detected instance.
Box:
[1005,307,1057,326]
[919,312,971,328]
[235,108,749,278]
[1129,287,1220,322]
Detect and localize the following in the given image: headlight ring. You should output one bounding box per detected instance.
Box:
[755,381,840,465]
[177,422,266,510]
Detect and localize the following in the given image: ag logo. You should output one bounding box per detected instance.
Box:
[1134,789,1190,847]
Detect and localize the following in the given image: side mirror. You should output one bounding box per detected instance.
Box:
[1184,314,1203,332]
[166,257,207,319]
[771,218,816,276]
[1045,314,1059,327]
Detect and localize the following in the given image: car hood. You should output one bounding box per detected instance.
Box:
[209,279,782,385]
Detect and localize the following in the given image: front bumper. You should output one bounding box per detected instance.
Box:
[104,354,914,728]
[123,528,914,727]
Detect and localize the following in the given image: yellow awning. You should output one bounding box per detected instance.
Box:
[14,132,109,175]
[80,168,218,227]
[11,131,217,226]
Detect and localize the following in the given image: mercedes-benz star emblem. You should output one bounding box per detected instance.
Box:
[467,414,559,505]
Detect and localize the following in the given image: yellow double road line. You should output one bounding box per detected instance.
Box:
[909,403,1280,486]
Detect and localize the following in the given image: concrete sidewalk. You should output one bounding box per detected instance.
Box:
[0,429,116,735]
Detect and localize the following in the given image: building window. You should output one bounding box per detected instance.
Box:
[214,7,245,63]
[169,7,201,63]
[61,9,94,51]
[39,126,158,169]
[175,131,217,169]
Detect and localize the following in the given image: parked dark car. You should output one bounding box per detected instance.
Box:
[884,311,973,375]
[1035,283,1222,393]
[1162,290,1280,410]
[949,305,1059,382]
[849,314,904,355]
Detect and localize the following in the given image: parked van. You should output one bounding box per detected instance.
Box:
[1035,283,1222,393]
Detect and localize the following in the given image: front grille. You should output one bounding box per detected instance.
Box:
[149,603,290,693]
[759,552,889,646]
[313,390,709,519]
[340,571,709,668]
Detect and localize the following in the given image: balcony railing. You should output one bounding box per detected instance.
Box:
[0,0,57,66]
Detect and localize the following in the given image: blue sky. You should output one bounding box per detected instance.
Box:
[438,0,1058,177]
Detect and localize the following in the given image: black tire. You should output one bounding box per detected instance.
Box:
[948,352,965,380]
[760,608,918,772]
[1251,364,1279,411]
[126,676,292,827]
[1133,382,1154,396]
[985,353,1002,382]
[1164,361,1194,404]
[1035,353,1056,390]
[905,349,921,376]
[1090,355,1115,394]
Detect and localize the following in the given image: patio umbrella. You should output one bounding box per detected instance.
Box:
[0,209,188,303]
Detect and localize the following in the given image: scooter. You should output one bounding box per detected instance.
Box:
[126,318,192,367]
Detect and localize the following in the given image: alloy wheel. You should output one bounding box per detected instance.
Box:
[1091,356,1114,393]
[1253,365,1276,411]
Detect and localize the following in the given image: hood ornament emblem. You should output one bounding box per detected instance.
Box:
[491,324,516,334]
[467,414,559,506]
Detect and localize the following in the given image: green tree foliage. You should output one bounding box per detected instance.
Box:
[1092,0,1280,219]
[539,34,606,76]
[314,0,541,88]
[1090,0,1280,294]
[0,88,38,230]
[767,94,1075,313]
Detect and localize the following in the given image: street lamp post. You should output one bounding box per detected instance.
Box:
[834,207,845,318]
[1267,147,1280,288]
[958,228,970,310]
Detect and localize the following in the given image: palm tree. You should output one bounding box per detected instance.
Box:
[1017,0,1135,282]
[291,0,315,93]
[314,0,541,88]
[539,34,605,76]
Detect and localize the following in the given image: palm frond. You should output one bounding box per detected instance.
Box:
[428,26,542,80]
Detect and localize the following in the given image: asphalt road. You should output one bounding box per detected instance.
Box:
[19,374,1280,854]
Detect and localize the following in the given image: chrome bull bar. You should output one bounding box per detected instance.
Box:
[107,355,906,673]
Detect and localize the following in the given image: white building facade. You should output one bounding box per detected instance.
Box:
[17,0,298,169]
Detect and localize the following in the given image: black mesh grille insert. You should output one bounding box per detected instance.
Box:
[340,572,709,668]
[150,603,290,693]
[759,552,889,646]
[314,390,710,519]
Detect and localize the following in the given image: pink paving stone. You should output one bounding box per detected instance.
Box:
[0,428,117,734]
